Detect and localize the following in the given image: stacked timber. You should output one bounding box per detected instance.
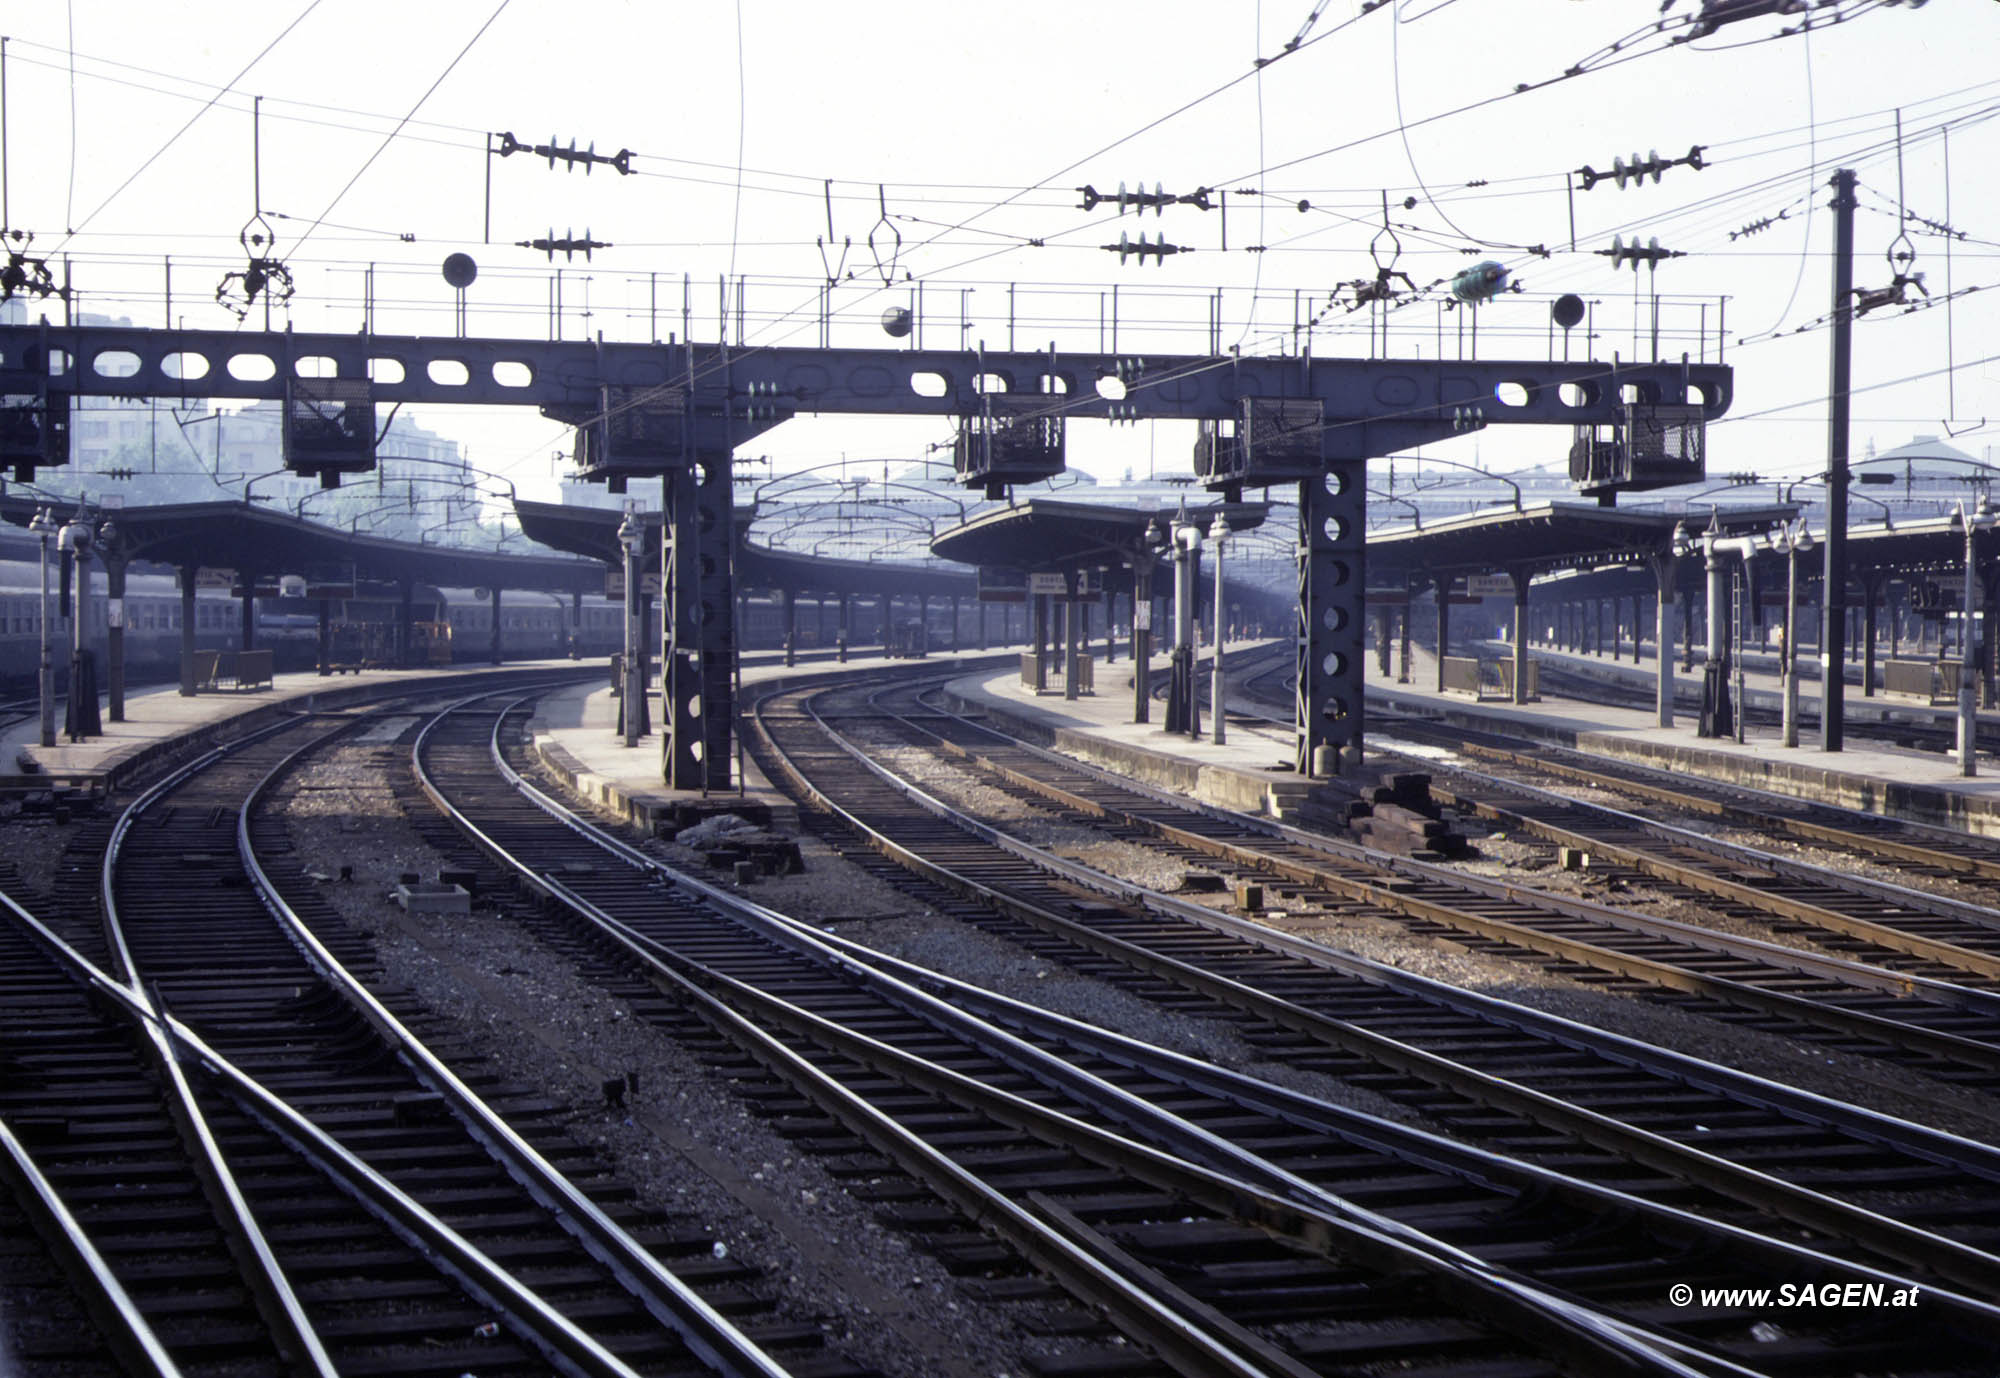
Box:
[1345,770,1473,860]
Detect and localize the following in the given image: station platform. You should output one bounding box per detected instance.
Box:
[525,649,1019,837]
[1367,643,2000,837]
[925,639,2000,841]
[936,643,1334,821]
[2,658,595,795]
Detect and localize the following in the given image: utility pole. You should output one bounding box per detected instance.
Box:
[1820,168,1857,752]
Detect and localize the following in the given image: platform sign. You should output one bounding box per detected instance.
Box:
[1134,602,1151,631]
[1462,574,1516,597]
[603,569,663,600]
[195,566,235,589]
[1024,569,1102,596]
[304,584,355,600]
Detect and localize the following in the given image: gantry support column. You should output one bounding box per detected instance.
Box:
[1031,594,1049,692]
[179,564,199,696]
[1651,552,1678,729]
[1297,464,1363,777]
[1861,571,1880,697]
[1434,585,1451,694]
[105,554,126,723]
[1510,573,1531,706]
[243,571,260,654]
[1063,570,1082,702]
[397,579,413,668]
[661,455,735,791]
[1132,555,1155,724]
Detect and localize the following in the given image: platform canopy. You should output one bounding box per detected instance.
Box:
[929,497,1268,572]
[1366,501,1800,586]
[0,496,603,593]
[511,498,977,598]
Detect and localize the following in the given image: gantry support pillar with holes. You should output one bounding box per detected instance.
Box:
[1296,467,1364,777]
[661,455,737,791]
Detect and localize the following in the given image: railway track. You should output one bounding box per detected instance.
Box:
[738,675,2000,1298]
[1377,714,2000,885]
[1245,658,2000,989]
[901,682,2000,1091]
[2,676,827,1378]
[405,682,2000,1375]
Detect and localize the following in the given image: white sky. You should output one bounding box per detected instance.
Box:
[2,0,1994,504]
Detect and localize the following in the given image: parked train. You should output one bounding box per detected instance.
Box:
[0,555,826,693]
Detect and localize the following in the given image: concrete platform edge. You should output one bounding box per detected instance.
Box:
[939,685,1320,821]
[42,665,594,796]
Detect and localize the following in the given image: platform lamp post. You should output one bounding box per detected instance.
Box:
[617,509,645,748]
[1209,511,1229,746]
[58,510,99,743]
[1169,513,1203,739]
[1954,497,1997,777]
[1770,521,1815,749]
[31,508,56,749]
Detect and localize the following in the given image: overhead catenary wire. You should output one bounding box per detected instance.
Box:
[290,0,513,255]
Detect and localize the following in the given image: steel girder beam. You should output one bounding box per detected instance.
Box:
[0,323,1730,432]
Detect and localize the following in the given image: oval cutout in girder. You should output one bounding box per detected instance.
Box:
[1558,381,1596,409]
[227,353,277,381]
[426,359,471,386]
[91,351,142,379]
[972,373,1009,394]
[294,355,339,378]
[1494,380,1533,408]
[1096,375,1128,401]
[492,360,533,388]
[909,371,949,398]
[163,352,210,381]
[369,357,406,384]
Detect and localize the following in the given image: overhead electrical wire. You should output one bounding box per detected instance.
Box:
[291,0,513,254]
[50,0,325,253]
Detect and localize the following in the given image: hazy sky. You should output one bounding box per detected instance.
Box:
[1,0,1993,501]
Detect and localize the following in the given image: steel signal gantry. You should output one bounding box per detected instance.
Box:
[0,320,1730,782]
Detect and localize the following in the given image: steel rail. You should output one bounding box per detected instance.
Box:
[472,714,2000,1363]
[413,696,1735,1378]
[754,679,2000,1297]
[410,704,1293,1378]
[0,880,647,1378]
[1406,727,2000,881]
[900,683,2000,1074]
[795,913,2000,1337]
[0,1115,184,1378]
[1418,760,2000,979]
[95,712,341,1378]
[477,711,1769,1377]
[232,708,798,1378]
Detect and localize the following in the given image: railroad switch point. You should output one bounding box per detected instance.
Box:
[1234,883,1265,912]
